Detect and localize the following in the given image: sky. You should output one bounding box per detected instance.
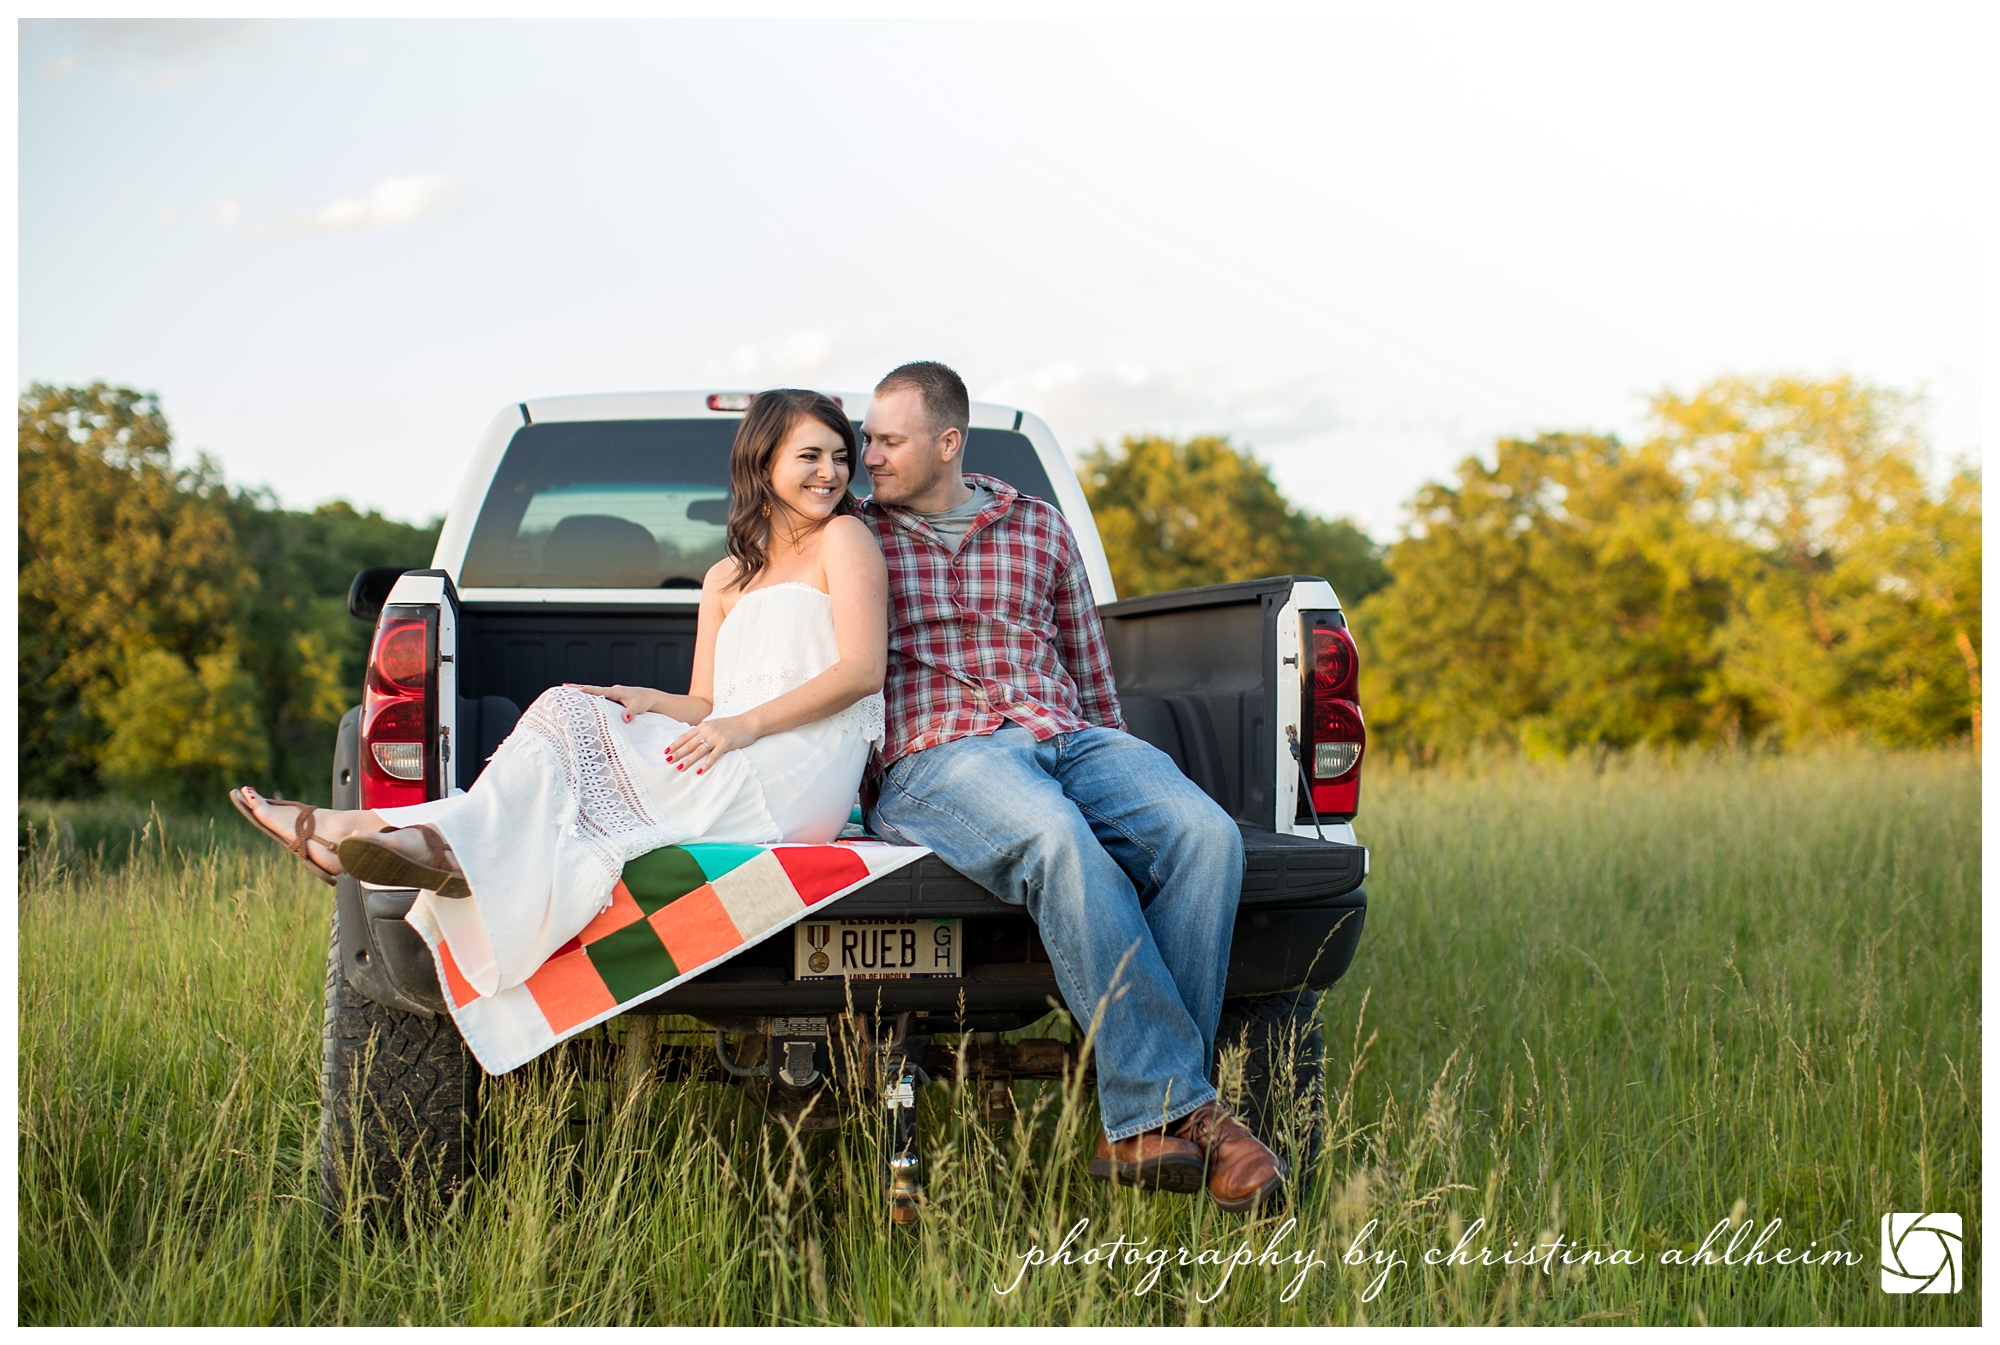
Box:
[17,9,1985,537]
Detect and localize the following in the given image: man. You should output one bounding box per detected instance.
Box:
[857,360,1285,1212]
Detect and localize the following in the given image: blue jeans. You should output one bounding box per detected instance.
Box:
[868,723,1245,1141]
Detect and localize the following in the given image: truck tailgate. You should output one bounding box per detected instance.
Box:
[831,823,1363,918]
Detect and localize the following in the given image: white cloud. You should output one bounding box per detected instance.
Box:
[31,18,269,92]
[284,174,467,234]
[50,17,267,64]
[973,362,1444,530]
[155,203,177,229]
[119,65,197,92]
[979,362,1347,458]
[696,329,895,391]
[212,196,246,231]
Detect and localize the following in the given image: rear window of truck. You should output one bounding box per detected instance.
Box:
[460,418,1062,589]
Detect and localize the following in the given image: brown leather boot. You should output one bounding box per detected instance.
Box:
[1172,1102,1287,1212]
[1087,1127,1205,1193]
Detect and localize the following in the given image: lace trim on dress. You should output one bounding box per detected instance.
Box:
[513,686,694,887]
[713,667,886,744]
[845,692,887,745]
[720,580,830,624]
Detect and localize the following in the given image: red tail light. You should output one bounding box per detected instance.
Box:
[360,607,437,809]
[1302,616,1365,818]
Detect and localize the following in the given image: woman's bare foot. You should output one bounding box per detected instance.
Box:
[237,788,391,876]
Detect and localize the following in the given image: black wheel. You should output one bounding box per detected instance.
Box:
[1214,988,1326,1182]
[319,908,480,1222]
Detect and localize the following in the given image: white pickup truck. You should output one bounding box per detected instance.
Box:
[320,391,1370,1218]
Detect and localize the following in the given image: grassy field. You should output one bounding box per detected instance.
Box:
[17,750,1981,1325]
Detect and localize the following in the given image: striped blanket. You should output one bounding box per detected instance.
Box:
[403,839,931,1074]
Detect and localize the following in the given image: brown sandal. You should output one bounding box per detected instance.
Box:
[229,788,340,886]
[336,825,472,899]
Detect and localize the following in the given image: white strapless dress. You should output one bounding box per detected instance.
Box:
[376,582,883,999]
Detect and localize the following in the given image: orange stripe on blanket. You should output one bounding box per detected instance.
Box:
[649,883,742,971]
[438,939,482,1007]
[525,946,619,1034]
[577,879,647,944]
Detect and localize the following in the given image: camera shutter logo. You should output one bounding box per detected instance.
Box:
[1881,1214,1962,1293]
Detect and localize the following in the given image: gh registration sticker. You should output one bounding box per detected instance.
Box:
[793,918,961,980]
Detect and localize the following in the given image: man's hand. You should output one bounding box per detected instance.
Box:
[567,683,659,723]
[666,715,757,773]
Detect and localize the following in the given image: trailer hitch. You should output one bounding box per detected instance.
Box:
[877,1012,931,1226]
[715,1012,934,1219]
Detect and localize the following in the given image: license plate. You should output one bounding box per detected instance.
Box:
[793,918,962,980]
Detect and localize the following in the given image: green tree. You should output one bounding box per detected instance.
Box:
[1858,468,1982,749]
[1078,434,1388,601]
[229,497,440,794]
[1651,374,1979,749]
[19,384,443,803]
[1355,374,1980,762]
[1355,433,1743,760]
[18,383,265,801]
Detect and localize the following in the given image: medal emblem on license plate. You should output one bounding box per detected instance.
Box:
[793,918,961,980]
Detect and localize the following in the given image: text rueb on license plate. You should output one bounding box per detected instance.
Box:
[793,918,962,980]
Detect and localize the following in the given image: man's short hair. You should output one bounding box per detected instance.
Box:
[875,361,970,442]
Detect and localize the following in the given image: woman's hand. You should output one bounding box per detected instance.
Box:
[666,715,758,774]
[567,683,658,723]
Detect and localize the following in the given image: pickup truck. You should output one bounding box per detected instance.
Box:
[321,390,1370,1217]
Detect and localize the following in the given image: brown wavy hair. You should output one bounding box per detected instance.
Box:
[724,388,859,591]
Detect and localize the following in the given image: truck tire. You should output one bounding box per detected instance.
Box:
[1214,988,1326,1183]
[319,909,480,1222]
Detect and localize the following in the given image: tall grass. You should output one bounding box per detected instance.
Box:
[18,750,1980,1324]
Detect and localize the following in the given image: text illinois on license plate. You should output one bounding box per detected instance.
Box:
[793,918,961,980]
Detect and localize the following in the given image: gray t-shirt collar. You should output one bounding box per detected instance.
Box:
[914,482,998,553]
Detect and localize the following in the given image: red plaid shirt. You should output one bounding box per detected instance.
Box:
[862,473,1125,768]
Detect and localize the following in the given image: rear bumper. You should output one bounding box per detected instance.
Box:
[637,894,1367,1019]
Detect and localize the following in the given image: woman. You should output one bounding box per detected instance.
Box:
[230,388,888,998]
